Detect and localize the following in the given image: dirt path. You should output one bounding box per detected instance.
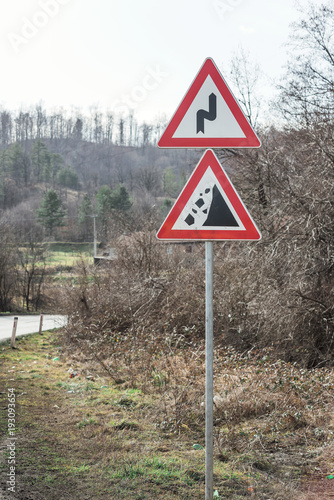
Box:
[301,445,334,499]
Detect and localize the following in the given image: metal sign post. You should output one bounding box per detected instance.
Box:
[89,214,98,258]
[205,241,214,499]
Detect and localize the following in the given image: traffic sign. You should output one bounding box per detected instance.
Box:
[157,149,261,241]
[158,58,261,149]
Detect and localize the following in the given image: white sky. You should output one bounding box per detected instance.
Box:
[0,0,310,124]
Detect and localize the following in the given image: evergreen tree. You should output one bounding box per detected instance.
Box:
[110,184,132,211]
[8,142,26,183]
[36,189,66,236]
[72,118,83,140]
[96,184,132,238]
[96,186,113,237]
[97,184,132,214]
[78,194,93,224]
[31,140,51,182]
[57,166,79,189]
[163,167,179,198]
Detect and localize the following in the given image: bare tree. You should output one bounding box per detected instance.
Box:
[227,48,261,128]
[279,1,334,123]
[0,220,18,311]
[135,165,161,195]
[18,238,47,312]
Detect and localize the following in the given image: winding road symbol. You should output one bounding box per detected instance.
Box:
[158,57,261,148]
[196,93,217,133]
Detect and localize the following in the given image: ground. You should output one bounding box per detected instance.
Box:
[1,330,333,499]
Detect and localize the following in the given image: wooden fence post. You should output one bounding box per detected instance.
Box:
[11,317,18,348]
[39,313,44,334]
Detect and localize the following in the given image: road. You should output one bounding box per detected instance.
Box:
[0,315,67,342]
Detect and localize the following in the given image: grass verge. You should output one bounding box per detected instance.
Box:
[0,331,333,499]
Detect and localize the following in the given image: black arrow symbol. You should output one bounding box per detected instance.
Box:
[196,93,217,134]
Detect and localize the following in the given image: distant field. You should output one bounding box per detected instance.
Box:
[47,242,94,254]
[46,242,94,268]
[19,242,94,269]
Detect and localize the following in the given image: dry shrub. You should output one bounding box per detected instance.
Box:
[115,230,170,274]
[212,229,334,367]
[152,351,206,431]
[213,346,334,453]
[62,226,333,373]
[62,236,208,342]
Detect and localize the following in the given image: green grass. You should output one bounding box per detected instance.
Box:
[45,250,92,267]
[47,242,94,253]
[77,417,97,429]
[46,242,93,267]
[18,241,94,270]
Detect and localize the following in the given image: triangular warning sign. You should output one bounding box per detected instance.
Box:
[158,58,261,149]
[157,149,261,241]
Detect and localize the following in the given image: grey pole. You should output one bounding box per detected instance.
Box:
[93,216,97,258]
[88,214,98,258]
[205,241,214,499]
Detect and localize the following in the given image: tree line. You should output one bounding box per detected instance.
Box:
[0,106,165,148]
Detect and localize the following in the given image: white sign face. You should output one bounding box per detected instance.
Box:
[172,76,246,140]
[172,167,245,231]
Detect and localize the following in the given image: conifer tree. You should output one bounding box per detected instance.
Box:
[36,189,66,237]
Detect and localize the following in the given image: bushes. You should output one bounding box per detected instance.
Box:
[62,218,333,368]
[63,240,204,340]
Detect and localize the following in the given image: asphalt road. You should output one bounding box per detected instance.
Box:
[0,315,67,342]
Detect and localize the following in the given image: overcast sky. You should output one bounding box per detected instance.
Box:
[0,0,311,124]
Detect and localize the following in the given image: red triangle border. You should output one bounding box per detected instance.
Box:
[157,150,261,241]
[158,58,261,149]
